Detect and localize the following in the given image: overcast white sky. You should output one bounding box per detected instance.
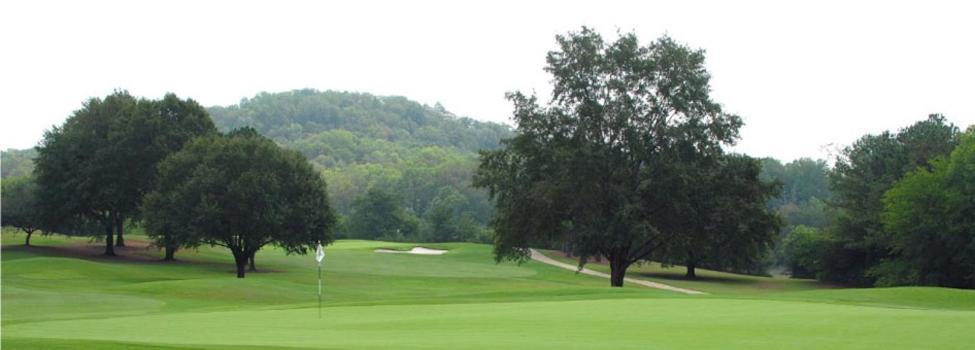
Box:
[2,0,973,161]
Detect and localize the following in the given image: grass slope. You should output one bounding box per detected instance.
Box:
[3,230,974,349]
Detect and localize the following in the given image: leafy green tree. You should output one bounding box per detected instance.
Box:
[1,176,43,245]
[826,114,959,285]
[421,186,474,242]
[111,93,217,247]
[657,154,781,278]
[346,188,419,240]
[142,128,336,277]
[781,225,833,278]
[35,92,140,255]
[475,28,743,287]
[33,92,215,255]
[879,129,975,288]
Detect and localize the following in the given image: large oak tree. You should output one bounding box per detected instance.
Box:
[475,28,744,287]
[142,128,337,277]
[33,92,216,255]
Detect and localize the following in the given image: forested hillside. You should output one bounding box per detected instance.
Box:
[208,89,513,242]
[1,148,36,178]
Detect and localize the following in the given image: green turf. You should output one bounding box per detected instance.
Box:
[3,230,974,349]
[541,249,833,295]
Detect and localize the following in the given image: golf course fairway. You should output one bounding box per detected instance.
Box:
[3,232,974,349]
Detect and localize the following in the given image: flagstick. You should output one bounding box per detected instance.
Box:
[315,241,325,319]
[318,262,322,319]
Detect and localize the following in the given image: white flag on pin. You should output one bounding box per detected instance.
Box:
[315,242,325,264]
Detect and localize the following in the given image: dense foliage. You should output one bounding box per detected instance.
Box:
[142,128,337,277]
[759,157,835,275]
[655,154,781,277]
[33,91,216,255]
[1,148,36,178]
[208,89,511,242]
[1,176,42,245]
[476,28,777,287]
[879,128,975,288]
[781,115,962,286]
[345,188,419,241]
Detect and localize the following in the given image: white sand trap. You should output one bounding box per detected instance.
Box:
[374,247,448,255]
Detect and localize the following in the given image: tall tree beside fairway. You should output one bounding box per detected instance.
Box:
[475,28,743,287]
[1,176,43,246]
[33,92,216,255]
[880,128,975,288]
[825,115,959,285]
[656,154,781,278]
[142,128,337,278]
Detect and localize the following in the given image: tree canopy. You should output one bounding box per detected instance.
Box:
[208,89,510,151]
[779,115,962,285]
[33,91,216,255]
[656,154,781,278]
[879,128,975,288]
[476,28,757,287]
[142,128,337,277]
[346,188,419,241]
[1,176,43,246]
[825,114,959,285]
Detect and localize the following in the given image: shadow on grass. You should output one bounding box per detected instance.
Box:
[634,271,756,285]
[2,243,290,277]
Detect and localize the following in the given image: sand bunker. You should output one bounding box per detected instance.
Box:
[374,247,448,255]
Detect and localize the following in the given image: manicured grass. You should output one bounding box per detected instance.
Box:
[3,230,974,349]
[541,249,832,295]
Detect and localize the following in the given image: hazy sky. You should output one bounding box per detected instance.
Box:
[2,0,973,161]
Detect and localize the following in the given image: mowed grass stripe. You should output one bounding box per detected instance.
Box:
[5,298,975,350]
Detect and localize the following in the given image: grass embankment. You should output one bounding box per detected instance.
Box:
[3,230,974,349]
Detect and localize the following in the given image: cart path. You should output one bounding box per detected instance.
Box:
[529,249,707,295]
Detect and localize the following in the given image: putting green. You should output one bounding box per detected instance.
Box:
[2,231,974,349]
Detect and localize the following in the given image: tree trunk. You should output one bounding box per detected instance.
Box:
[685,262,697,279]
[608,255,630,287]
[115,216,125,247]
[164,246,176,261]
[233,251,248,278]
[248,251,257,272]
[104,223,116,256]
[24,229,33,246]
